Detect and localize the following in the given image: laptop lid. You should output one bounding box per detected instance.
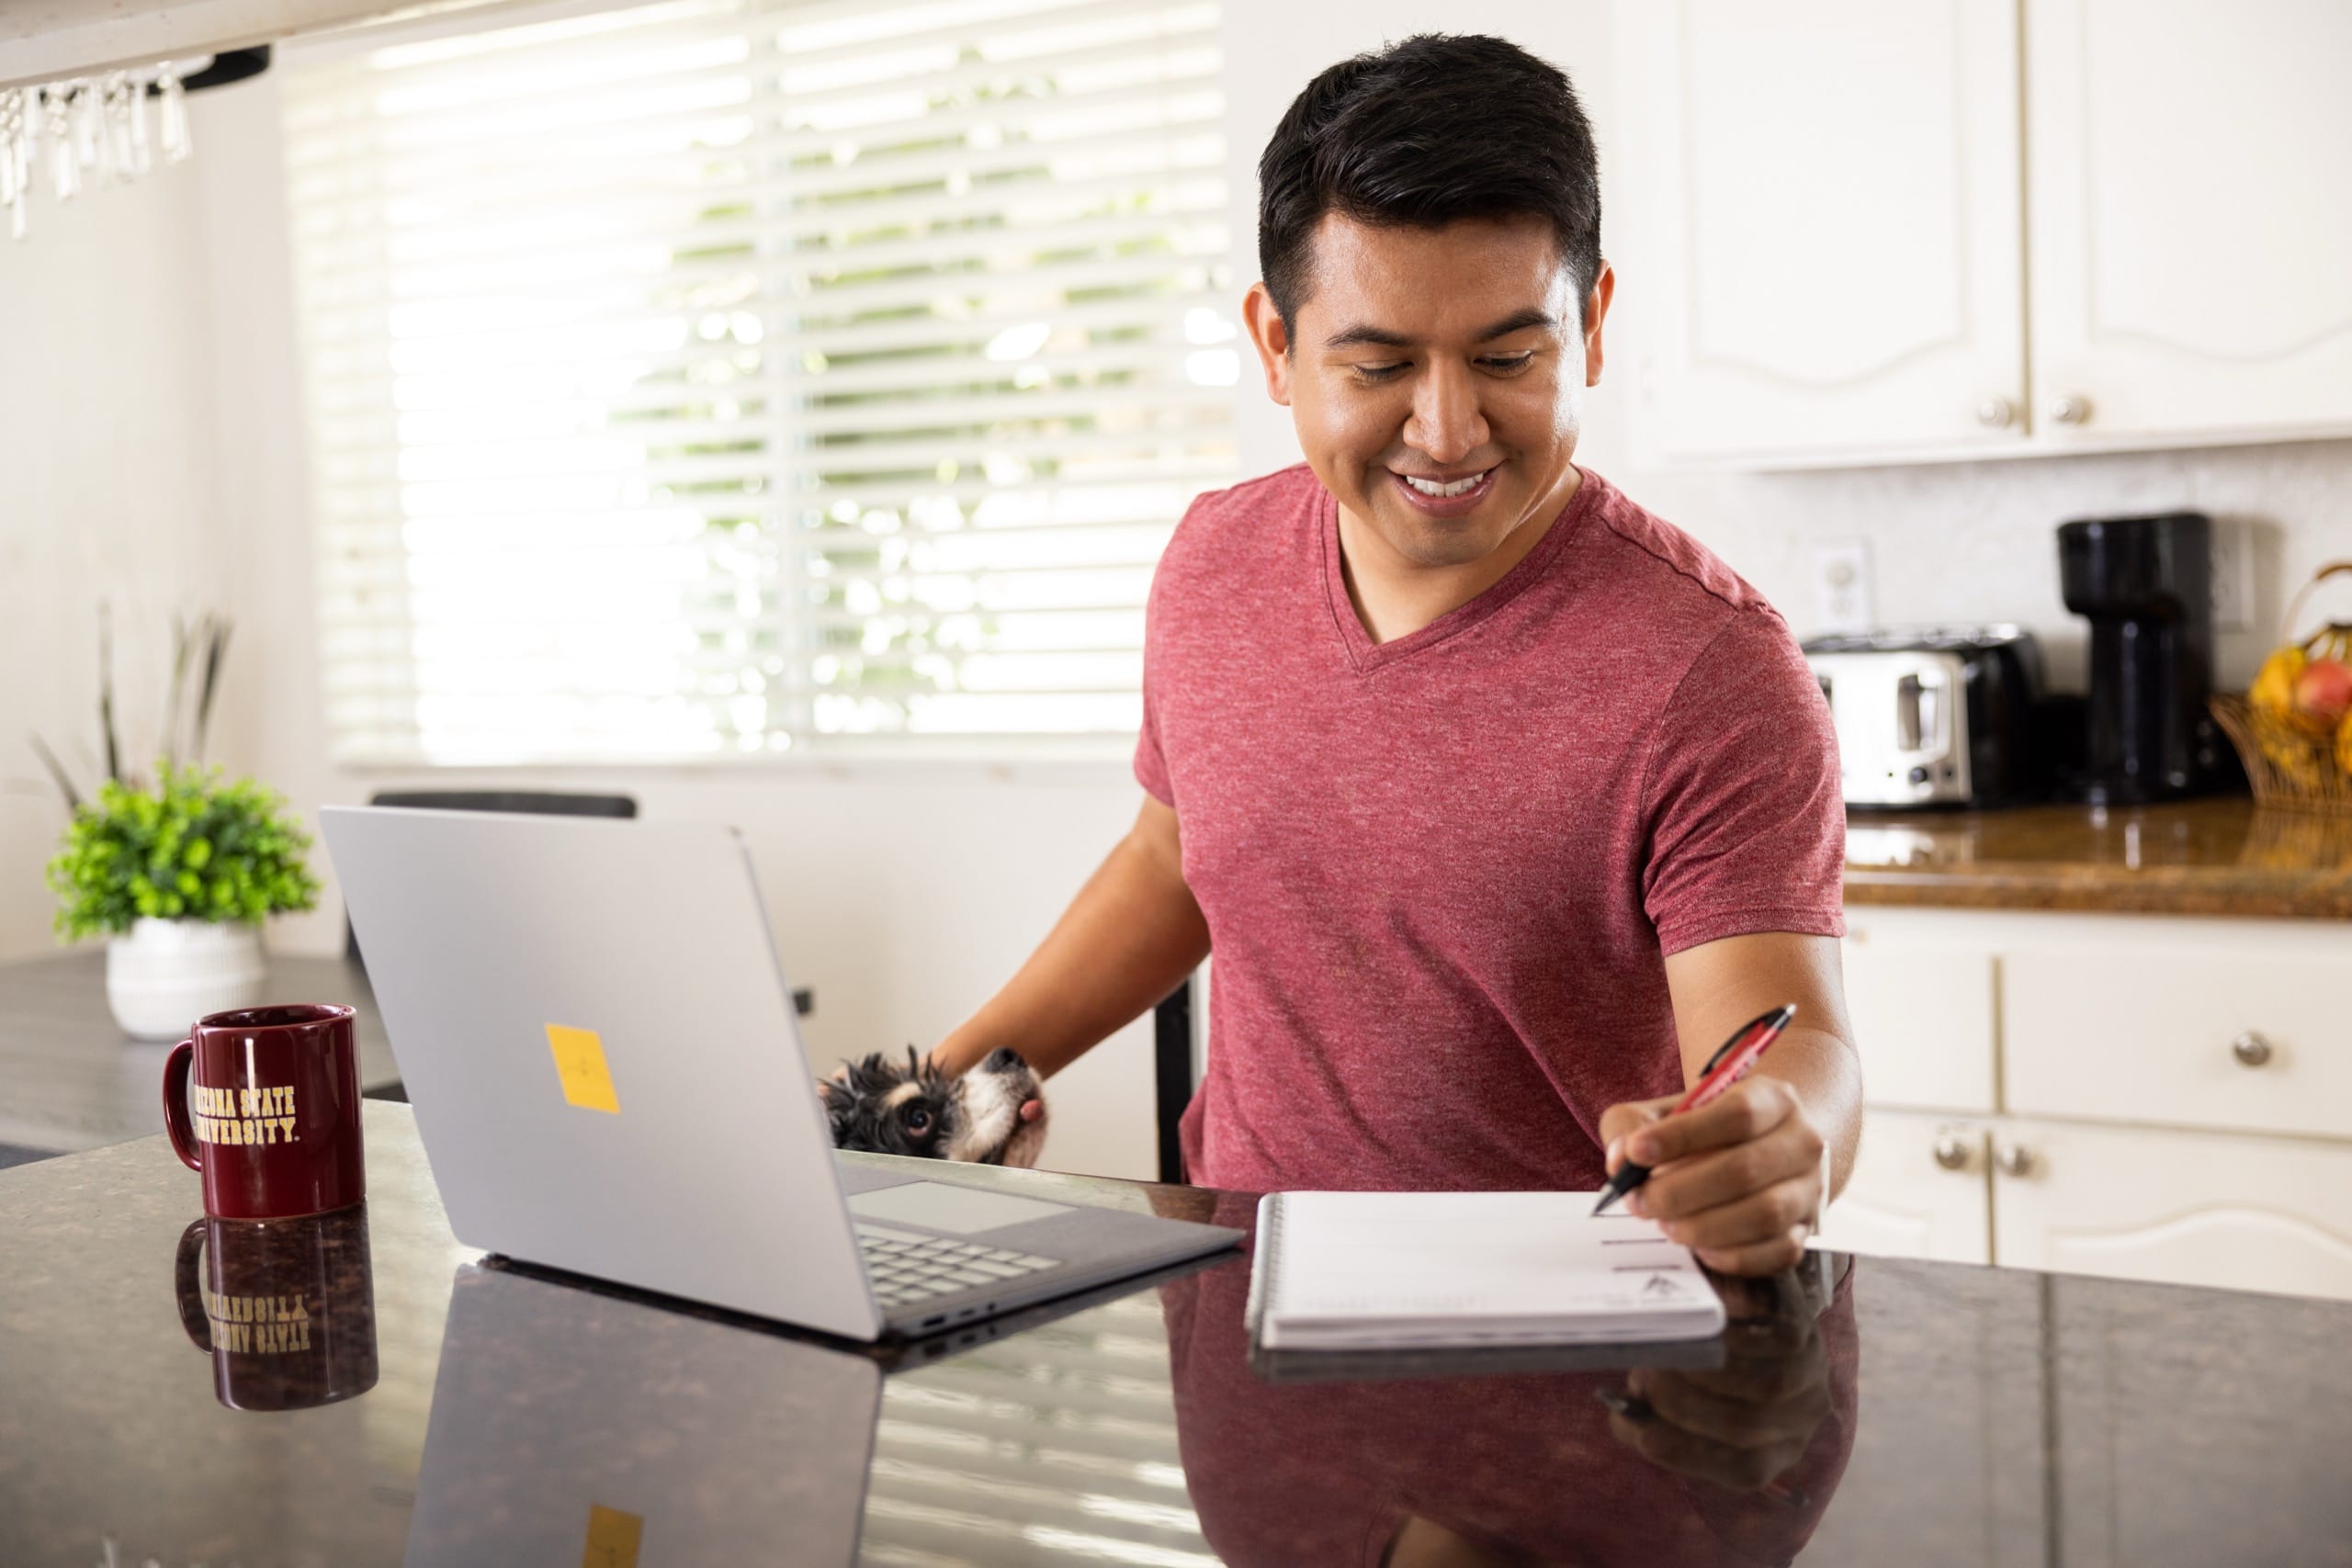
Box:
[405,1261,880,1566]
[322,806,882,1339]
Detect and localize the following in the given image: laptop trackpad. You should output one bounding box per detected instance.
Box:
[849,1181,1075,1235]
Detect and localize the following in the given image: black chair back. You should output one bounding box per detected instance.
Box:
[1154,976,1196,1185]
[340,790,810,1018]
[345,790,639,963]
[365,789,638,820]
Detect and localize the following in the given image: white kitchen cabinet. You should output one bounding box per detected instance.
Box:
[1990,1119,2352,1302]
[1822,906,2352,1302]
[2004,935,2352,1143]
[1841,910,1998,1112]
[1620,0,2352,465]
[2025,0,2352,447]
[1817,1110,1994,1266]
[1618,0,2027,463]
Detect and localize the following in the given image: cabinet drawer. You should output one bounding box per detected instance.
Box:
[1842,919,1996,1112]
[2003,945,2352,1140]
[1990,1120,2352,1302]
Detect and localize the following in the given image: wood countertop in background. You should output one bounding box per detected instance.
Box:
[1841,796,2352,919]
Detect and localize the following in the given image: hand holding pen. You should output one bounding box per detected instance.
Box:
[1594,1004,1796,1216]
[1594,1004,1826,1275]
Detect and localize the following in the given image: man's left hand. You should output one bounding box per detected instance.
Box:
[1599,1077,1826,1275]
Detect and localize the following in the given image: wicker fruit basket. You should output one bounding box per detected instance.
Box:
[2211,560,2352,816]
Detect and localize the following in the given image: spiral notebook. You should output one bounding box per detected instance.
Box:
[1245,1190,1727,1351]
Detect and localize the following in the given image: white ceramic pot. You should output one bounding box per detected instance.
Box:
[105,918,267,1041]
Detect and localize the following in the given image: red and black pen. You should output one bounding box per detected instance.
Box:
[1590,1003,1798,1217]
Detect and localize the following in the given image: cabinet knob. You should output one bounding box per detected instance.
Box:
[2232,1031,2274,1067]
[1932,1133,1975,1171]
[2049,394,2092,426]
[1975,396,2016,430]
[1994,1144,2034,1179]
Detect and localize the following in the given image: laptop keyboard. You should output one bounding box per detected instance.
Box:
[857,1223,1062,1311]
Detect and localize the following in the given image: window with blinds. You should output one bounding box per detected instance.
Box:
[283,0,1235,764]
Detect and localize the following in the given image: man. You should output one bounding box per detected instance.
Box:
[936,34,1860,1277]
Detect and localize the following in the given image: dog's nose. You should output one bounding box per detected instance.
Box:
[983,1046,1025,1073]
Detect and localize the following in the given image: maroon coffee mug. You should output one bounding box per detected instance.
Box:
[175,1206,379,1412]
[164,1003,366,1219]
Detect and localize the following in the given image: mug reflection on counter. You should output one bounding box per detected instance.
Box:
[174,1203,379,1412]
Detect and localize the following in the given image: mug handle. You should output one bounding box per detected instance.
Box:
[163,1039,203,1172]
[175,1218,212,1352]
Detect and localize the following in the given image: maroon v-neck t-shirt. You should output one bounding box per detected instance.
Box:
[1135,463,1844,1193]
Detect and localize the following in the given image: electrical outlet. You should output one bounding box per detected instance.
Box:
[1808,539,1874,634]
[2211,520,2255,632]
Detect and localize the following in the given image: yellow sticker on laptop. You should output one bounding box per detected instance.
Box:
[582,1502,642,1567]
[546,1024,620,1114]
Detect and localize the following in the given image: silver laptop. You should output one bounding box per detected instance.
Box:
[322,806,1242,1342]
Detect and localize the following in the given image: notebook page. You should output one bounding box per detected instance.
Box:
[1266,1190,1713,1324]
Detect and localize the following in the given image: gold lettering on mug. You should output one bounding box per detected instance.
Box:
[200,1286,316,1355]
[190,1082,301,1146]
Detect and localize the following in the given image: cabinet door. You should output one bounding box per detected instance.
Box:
[1619,0,2026,462]
[1818,1111,1993,1265]
[2026,0,2352,443]
[1991,1119,2352,1302]
[1842,914,1997,1113]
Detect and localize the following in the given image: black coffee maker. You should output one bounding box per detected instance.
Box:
[2056,512,2232,804]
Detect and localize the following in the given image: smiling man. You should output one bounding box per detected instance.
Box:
[936,34,1861,1275]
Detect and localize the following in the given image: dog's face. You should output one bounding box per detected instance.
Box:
[821,1046,1047,1168]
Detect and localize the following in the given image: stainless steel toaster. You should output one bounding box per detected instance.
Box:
[1802,626,2044,808]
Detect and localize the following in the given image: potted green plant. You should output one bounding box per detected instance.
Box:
[48,763,321,1038]
[34,610,321,1040]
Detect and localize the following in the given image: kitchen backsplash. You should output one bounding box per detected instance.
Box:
[1630,438,2352,694]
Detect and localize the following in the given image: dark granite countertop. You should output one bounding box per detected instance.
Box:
[1843,795,2352,919]
[4,1103,2350,1564]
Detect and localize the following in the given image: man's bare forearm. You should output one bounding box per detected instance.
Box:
[1660,931,1864,1201]
[933,797,1211,1079]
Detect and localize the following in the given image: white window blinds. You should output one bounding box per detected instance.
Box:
[283,0,1235,763]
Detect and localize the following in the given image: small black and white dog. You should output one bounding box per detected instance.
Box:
[822,1045,1048,1168]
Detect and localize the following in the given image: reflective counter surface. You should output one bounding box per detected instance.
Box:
[3,1102,2349,1565]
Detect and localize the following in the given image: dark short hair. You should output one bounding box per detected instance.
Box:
[1257,34,1601,329]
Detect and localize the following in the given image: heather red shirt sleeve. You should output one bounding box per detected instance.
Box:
[1135,680,1174,807]
[1638,609,1845,955]
[1133,494,1198,809]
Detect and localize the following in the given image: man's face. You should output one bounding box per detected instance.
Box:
[1244,213,1611,575]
